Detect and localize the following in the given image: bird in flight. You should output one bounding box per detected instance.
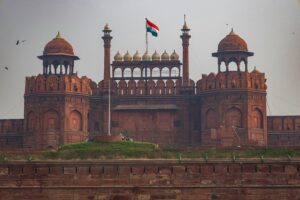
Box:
[4,66,8,70]
[16,40,26,45]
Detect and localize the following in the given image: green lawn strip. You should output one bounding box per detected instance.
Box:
[0,141,300,160]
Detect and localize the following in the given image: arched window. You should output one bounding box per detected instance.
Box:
[225,107,242,128]
[240,60,246,72]
[220,61,226,72]
[114,68,122,78]
[133,67,141,77]
[161,67,169,77]
[171,67,179,77]
[253,109,263,129]
[152,67,160,77]
[70,110,82,131]
[228,61,238,71]
[123,68,132,78]
[43,110,60,131]
[206,109,217,129]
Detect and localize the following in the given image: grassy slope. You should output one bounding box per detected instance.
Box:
[0,141,299,160]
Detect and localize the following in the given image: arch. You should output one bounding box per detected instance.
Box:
[147,79,156,95]
[220,61,227,72]
[206,108,217,129]
[225,107,242,128]
[52,60,60,74]
[228,61,238,71]
[161,67,169,77]
[239,60,246,72]
[253,108,263,129]
[152,67,160,77]
[69,110,82,131]
[133,67,141,77]
[127,80,136,95]
[171,67,179,77]
[114,68,122,78]
[123,68,132,78]
[166,79,175,95]
[137,80,145,95]
[43,110,60,131]
[118,80,127,95]
[27,111,36,131]
[283,117,293,131]
[63,60,70,74]
[272,118,282,131]
[156,80,165,95]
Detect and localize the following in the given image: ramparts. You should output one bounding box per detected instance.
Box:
[0,159,299,199]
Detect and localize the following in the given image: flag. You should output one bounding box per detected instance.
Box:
[146,19,159,37]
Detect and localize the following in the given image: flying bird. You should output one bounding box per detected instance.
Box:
[4,66,8,70]
[16,40,26,45]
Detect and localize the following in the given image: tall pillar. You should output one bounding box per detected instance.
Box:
[180,20,191,87]
[102,23,113,83]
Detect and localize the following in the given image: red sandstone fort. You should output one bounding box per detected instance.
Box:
[0,21,299,149]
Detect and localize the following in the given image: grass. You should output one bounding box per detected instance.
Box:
[0,141,300,160]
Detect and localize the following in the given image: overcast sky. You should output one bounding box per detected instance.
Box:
[0,0,299,119]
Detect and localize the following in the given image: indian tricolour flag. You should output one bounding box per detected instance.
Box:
[146,19,159,37]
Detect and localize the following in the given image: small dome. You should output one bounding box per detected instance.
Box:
[152,50,160,61]
[43,32,74,56]
[104,23,111,31]
[251,66,261,73]
[133,51,141,61]
[123,51,132,61]
[114,51,122,61]
[218,29,248,52]
[142,51,151,61]
[161,50,169,61]
[170,50,179,60]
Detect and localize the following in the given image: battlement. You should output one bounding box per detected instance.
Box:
[196,70,267,93]
[0,160,299,199]
[25,74,93,95]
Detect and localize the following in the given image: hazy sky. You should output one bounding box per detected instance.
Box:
[0,0,299,119]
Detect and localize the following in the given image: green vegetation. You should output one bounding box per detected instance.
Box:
[0,141,300,160]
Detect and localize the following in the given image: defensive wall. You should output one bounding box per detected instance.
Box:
[0,159,300,199]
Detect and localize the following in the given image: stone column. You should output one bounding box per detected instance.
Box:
[180,22,191,87]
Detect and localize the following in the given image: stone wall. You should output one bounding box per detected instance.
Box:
[268,116,300,147]
[0,119,23,148]
[0,160,299,199]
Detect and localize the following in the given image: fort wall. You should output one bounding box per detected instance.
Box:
[0,160,299,199]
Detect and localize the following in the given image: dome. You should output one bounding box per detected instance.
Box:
[161,50,169,61]
[114,51,122,61]
[217,29,248,52]
[142,51,151,61]
[104,23,111,31]
[170,50,179,60]
[133,51,141,61]
[123,51,132,61]
[43,32,74,56]
[251,66,261,73]
[152,50,160,61]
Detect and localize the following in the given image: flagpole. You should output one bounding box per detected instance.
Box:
[108,79,111,136]
[145,18,148,52]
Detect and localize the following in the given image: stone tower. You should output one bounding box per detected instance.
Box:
[23,32,91,149]
[198,29,268,147]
